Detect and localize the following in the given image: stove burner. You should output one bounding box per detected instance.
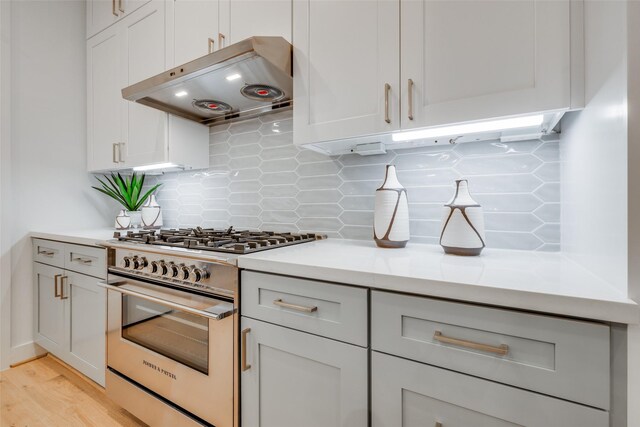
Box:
[240,84,285,102]
[113,227,324,254]
[192,99,233,114]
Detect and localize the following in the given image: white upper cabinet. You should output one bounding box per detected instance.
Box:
[86,0,152,39]
[120,0,169,167]
[220,0,292,45]
[294,0,581,149]
[170,0,220,66]
[293,0,400,145]
[87,24,123,171]
[401,0,571,130]
[87,0,209,172]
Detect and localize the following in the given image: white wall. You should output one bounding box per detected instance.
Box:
[560,1,628,294]
[626,1,640,424]
[3,0,110,368]
[0,0,12,370]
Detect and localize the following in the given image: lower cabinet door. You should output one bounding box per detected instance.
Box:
[241,317,368,427]
[372,351,609,427]
[64,271,106,386]
[33,263,66,355]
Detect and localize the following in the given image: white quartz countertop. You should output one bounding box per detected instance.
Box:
[238,239,639,324]
[30,229,116,247]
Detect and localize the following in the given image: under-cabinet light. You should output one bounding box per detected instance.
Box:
[226,73,242,81]
[133,163,178,172]
[391,114,545,142]
[174,91,188,97]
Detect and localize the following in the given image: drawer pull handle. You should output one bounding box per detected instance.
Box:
[72,257,92,265]
[433,331,509,356]
[241,328,251,372]
[273,299,317,313]
[54,274,62,298]
[39,250,55,257]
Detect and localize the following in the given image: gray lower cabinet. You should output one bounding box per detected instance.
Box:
[33,239,106,386]
[240,317,368,427]
[34,263,67,356]
[371,351,609,427]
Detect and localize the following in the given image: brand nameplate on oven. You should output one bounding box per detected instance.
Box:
[143,360,177,380]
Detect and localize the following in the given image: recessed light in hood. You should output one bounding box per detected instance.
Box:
[122,37,292,126]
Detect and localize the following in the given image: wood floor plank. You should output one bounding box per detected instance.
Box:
[0,355,145,427]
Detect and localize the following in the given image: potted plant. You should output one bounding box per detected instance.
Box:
[92,172,162,228]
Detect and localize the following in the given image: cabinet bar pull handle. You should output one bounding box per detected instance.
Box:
[384,83,391,124]
[433,331,509,356]
[60,276,68,300]
[118,0,124,13]
[208,38,215,53]
[408,78,414,120]
[241,328,251,372]
[273,298,317,313]
[72,257,92,265]
[218,33,226,49]
[112,0,118,16]
[54,274,62,298]
[38,249,55,257]
[112,143,118,163]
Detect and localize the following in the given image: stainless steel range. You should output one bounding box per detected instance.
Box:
[102,227,324,427]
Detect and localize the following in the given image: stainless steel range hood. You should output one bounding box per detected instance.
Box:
[122,37,292,126]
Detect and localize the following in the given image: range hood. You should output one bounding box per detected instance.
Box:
[122,37,292,126]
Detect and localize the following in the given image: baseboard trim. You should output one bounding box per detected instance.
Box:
[9,341,46,367]
[9,352,48,368]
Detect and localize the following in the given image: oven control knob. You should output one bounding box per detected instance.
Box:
[133,257,148,270]
[191,268,208,283]
[150,260,162,274]
[122,256,132,269]
[169,263,180,278]
[180,266,191,281]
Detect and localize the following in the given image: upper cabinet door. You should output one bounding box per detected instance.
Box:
[293,0,400,146]
[87,24,124,171]
[86,0,152,39]
[220,0,292,45]
[120,0,169,167]
[87,0,121,38]
[401,0,571,129]
[171,0,220,66]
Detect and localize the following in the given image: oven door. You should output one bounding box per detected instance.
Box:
[103,275,235,427]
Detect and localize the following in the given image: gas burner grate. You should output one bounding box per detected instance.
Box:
[113,227,324,254]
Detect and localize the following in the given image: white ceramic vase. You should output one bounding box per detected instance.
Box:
[439,179,486,256]
[141,195,163,229]
[126,210,143,229]
[115,209,131,230]
[374,165,410,248]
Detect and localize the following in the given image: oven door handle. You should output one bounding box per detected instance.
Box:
[98,281,234,321]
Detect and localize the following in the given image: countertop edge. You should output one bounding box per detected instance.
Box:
[30,230,113,247]
[238,257,640,325]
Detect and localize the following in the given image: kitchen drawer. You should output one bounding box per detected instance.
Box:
[371,291,610,410]
[241,271,368,346]
[372,351,608,427]
[64,243,106,279]
[33,239,65,268]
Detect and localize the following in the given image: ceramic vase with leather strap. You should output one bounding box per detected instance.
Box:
[141,195,163,229]
[439,179,486,255]
[374,165,410,248]
[115,209,131,230]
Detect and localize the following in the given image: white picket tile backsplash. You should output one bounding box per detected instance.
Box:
[151,111,561,251]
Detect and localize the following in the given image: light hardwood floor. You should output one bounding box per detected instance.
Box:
[0,355,145,427]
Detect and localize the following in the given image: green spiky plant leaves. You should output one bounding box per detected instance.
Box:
[92,172,162,212]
